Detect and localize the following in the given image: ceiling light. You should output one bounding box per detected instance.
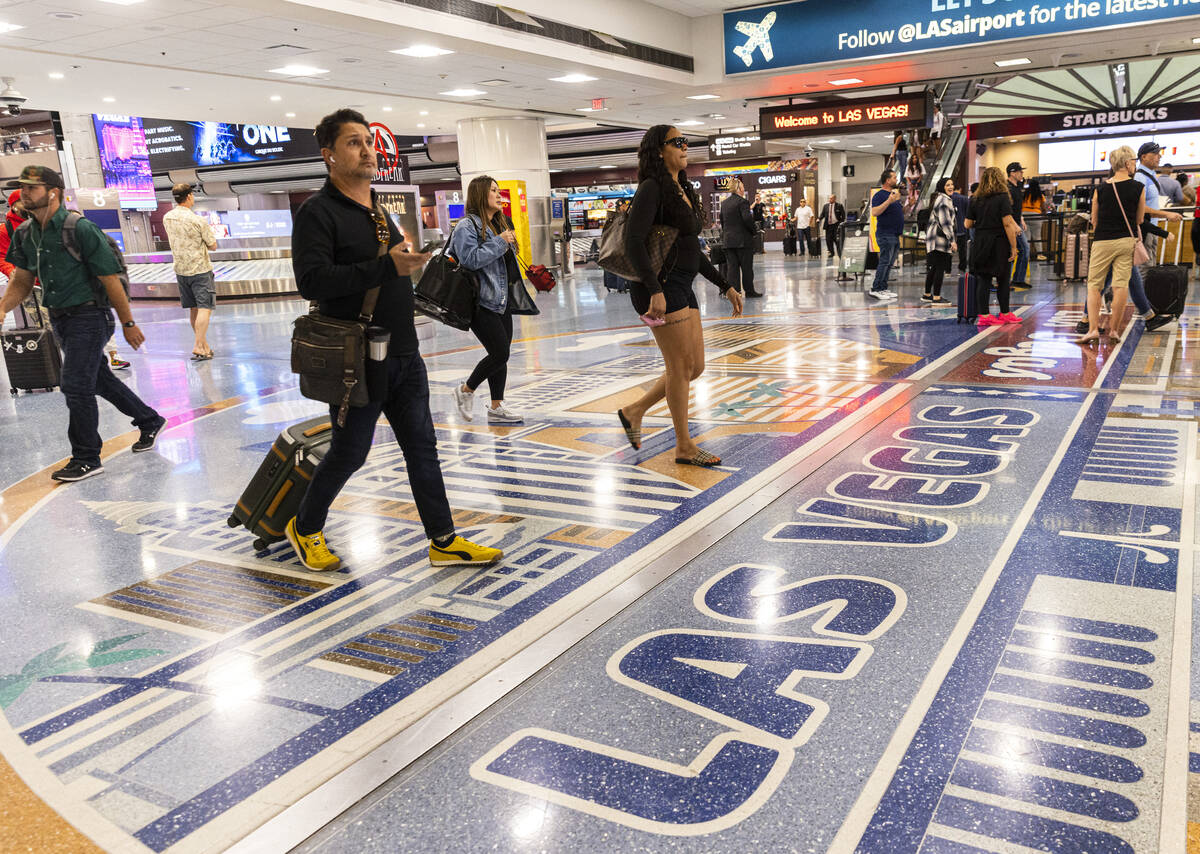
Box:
[819,139,840,144]
[270,95,282,102]
[599,165,616,169]
[391,45,454,58]
[1193,37,1200,44]
[708,114,726,119]
[575,107,602,112]
[676,120,704,126]
[551,73,597,83]
[548,168,563,173]
[285,112,296,118]
[441,88,486,97]
[995,57,1031,67]
[102,97,116,103]
[382,106,393,112]
[727,126,754,133]
[417,123,426,128]
[688,94,720,100]
[419,110,429,116]
[48,72,64,80]
[0,22,23,33]
[830,77,863,86]
[97,0,145,5]
[269,64,329,76]
[857,144,874,148]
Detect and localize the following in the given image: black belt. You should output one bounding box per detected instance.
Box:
[48,301,99,318]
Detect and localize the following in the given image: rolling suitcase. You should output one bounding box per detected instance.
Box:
[956,271,978,323]
[3,288,62,396]
[1143,264,1189,316]
[603,269,629,293]
[783,234,797,255]
[228,416,333,553]
[808,237,821,256]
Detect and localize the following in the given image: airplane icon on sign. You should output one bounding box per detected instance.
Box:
[732,11,776,67]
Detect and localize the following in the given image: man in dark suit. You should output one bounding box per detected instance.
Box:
[720,178,762,298]
[817,194,846,258]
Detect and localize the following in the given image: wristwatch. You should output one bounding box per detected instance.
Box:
[123,320,136,328]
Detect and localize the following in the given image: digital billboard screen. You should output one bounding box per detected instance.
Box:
[91,115,156,209]
[142,119,320,171]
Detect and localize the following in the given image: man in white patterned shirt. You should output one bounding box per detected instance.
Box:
[163,183,218,360]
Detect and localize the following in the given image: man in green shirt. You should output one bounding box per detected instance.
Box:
[0,165,164,482]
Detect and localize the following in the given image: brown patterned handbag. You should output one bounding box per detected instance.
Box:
[597,187,678,283]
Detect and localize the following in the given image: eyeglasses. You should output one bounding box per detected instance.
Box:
[370,210,389,246]
[664,136,689,150]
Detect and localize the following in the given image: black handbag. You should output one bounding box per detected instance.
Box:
[505,247,540,316]
[290,205,387,427]
[414,220,480,330]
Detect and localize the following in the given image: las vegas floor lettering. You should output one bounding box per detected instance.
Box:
[0,313,1016,852]
[290,310,1197,852]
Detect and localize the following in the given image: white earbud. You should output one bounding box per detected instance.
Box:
[330,157,336,164]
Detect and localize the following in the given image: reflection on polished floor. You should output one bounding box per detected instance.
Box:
[0,257,1196,854]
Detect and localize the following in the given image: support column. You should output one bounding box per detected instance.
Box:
[457,117,551,266]
[817,150,848,201]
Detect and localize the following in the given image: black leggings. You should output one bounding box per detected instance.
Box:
[925,249,951,297]
[975,272,1011,316]
[466,305,513,401]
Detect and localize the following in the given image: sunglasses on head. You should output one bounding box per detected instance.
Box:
[664,136,689,150]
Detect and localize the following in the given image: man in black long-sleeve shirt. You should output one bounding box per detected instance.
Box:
[286,108,501,572]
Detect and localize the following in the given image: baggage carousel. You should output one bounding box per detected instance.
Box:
[126,248,296,300]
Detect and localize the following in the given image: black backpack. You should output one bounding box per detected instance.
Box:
[916,206,931,234]
[15,211,131,303]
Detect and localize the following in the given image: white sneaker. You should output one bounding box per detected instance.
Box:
[453,384,474,421]
[867,290,887,300]
[879,290,899,300]
[487,403,523,424]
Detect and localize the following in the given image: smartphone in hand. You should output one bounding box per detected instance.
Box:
[640,314,665,327]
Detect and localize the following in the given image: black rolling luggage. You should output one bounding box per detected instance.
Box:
[783,234,797,255]
[808,237,821,256]
[1143,264,1189,317]
[603,269,629,293]
[228,416,333,552]
[3,289,62,396]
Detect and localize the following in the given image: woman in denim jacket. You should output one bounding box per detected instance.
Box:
[449,175,523,424]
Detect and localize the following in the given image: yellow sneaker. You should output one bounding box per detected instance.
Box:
[429,535,502,567]
[285,517,342,571]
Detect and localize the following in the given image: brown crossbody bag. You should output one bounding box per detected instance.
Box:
[290,204,389,427]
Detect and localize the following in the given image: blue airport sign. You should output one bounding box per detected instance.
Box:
[724,0,1200,75]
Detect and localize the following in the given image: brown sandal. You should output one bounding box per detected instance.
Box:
[675,449,722,467]
[617,409,641,450]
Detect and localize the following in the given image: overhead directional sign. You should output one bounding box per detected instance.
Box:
[761,92,931,140]
[724,0,1200,74]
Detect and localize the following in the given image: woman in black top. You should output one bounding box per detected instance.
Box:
[1076,145,1147,345]
[617,125,742,468]
[964,166,1019,326]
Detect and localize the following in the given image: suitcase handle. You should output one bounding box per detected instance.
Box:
[302,422,332,438]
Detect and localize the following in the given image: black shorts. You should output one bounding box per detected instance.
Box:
[629,269,698,316]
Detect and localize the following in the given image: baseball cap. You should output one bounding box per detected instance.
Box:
[1005,161,1024,174]
[1137,141,1163,157]
[172,182,195,200]
[7,164,64,189]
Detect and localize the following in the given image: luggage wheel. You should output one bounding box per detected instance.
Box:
[226,515,240,528]
[252,538,269,553]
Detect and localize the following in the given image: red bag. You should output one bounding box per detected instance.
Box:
[525,263,557,292]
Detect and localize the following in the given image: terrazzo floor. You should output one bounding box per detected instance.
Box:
[0,255,1196,854]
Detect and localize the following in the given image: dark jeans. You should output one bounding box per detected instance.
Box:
[466,305,514,401]
[725,246,756,294]
[956,234,968,270]
[1011,230,1029,284]
[975,268,1012,316]
[824,225,840,256]
[872,233,900,291]
[925,249,951,297]
[798,227,812,254]
[50,306,159,467]
[295,352,454,541]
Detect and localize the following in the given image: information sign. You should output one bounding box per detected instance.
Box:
[707,132,767,161]
[761,93,930,140]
